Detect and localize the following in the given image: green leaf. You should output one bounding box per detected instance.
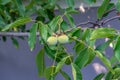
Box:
[2,36,7,42]
[39,23,48,42]
[65,0,74,8]
[44,66,56,80]
[103,3,115,17]
[0,16,5,29]
[14,0,25,17]
[60,70,71,80]
[74,41,85,54]
[65,55,73,65]
[48,16,63,32]
[11,37,19,49]
[25,0,35,9]
[86,47,95,65]
[116,0,120,12]
[113,68,120,79]
[71,63,82,80]
[93,73,105,80]
[0,0,11,5]
[96,39,113,52]
[65,14,75,27]
[107,3,115,11]
[95,51,114,73]
[44,45,56,59]
[68,27,81,37]
[28,23,38,51]
[84,0,96,4]
[97,0,110,19]
[110,55,118,64]
[105,71,113,80]
[82,28,95,47]
[65,7,79,14]
[61,20,70,31]
[2,17,32,31]
[74,48,89,69]
[90,28,116,40]
[114,36,120,62]
[36,48,45,77]
[55,56,68,73]
[105,68,120,79]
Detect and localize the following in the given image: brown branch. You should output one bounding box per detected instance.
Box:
[0,32,39,37]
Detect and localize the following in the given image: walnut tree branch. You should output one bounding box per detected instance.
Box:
[102,16,120,25]
[76,21,100,27]
[0,32,39,37]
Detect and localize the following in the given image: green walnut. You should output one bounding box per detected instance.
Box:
[47,36,57,45]
[58,34,69,44]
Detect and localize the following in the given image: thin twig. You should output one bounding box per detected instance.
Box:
[103,8,116,16]
[76,21,100,27]
[102,16,120,25]
[0,32,39,37]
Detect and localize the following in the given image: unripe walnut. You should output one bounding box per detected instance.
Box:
[58,34,69,44]
[47,36,57,45]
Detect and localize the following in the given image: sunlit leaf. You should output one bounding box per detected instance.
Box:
[2,17,32,31]
[28,23,38,51]
[90,28,116,40]
[36,48,45,77]
[71,63,82,80]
